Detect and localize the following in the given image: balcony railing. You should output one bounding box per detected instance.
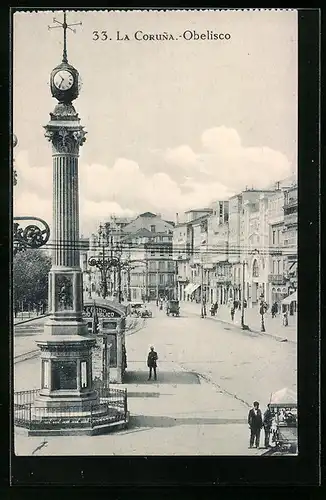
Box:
[268,274,287,285]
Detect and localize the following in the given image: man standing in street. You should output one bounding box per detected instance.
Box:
[147,346,158,381]
[248,401,263,448]
[263,403,273,448]
[230,306,235,321]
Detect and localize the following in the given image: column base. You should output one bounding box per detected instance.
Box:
[43,317,89,336]
[34,389,99,410]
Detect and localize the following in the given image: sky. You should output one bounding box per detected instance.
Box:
[13,10,298,236]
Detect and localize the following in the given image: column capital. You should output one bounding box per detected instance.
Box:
[44,102,87,155]
[44,125,87,155]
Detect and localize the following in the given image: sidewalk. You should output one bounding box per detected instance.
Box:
[180,301,297,343]
[15,362,266,457]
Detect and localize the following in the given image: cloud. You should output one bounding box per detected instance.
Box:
[165,145,198,168]
[165,126,292,191]
[13,126,293,236]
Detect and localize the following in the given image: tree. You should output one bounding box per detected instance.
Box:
[13,249,51,308]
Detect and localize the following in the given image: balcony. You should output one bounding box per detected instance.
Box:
[283,212,297,226]
[268,274,287,285]
[270,248,282,256]
[177,276,189,283]
[213,275,232,284]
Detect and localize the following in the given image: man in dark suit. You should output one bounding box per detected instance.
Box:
[147,346,158,381]
[248,401,263,448]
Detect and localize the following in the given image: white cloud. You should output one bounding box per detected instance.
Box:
[201,126,242,152]
[165,126,292,191]
[165,145,198,168]
[13,126,293,236]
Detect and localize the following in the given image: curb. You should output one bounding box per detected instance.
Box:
[184,310,296,344]
[14,349,40,364]
[14,314,49,326]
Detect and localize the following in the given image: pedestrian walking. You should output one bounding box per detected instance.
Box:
[248,401,263,448]
[283,310,289,326]
[230,307,235,321]
[263,403,273,448]
[147,346,158,381]
[271,302,277,318]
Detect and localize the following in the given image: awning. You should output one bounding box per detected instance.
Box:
[270,387,297,406]
[288,261,297,275]
[282,291,297,304]
[184,282,201,296]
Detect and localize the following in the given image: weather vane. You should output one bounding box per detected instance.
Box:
[48,11,82,63]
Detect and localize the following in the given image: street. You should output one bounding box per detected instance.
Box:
[14,304,296,456]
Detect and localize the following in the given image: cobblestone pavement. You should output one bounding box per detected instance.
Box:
[179,301,297,343]
[14,306,296,456]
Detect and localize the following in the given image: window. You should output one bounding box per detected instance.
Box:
[159,274,164,284]
[159,261,165,271]
[107,334,117,368]
[253,260,259,278]
[272,230,276,245]
[150,225,156,232]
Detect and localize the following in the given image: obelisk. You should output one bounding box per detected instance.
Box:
[35,13,98,411]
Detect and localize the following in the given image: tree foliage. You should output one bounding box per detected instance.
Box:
[13,249,51,305]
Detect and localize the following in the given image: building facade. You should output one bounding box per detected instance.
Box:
[172,177,297,314]
[283,184,298,295]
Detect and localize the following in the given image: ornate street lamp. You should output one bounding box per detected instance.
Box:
[88,224,114,299]
[88,228,131,303]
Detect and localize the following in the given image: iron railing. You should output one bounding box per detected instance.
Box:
[13,387,128,430]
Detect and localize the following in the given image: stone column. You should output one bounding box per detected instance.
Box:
[44,103,88,331]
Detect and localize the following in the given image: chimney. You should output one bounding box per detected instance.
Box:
[176,212,179,224]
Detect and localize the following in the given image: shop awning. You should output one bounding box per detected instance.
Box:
[184,282,201,296]
[288,261,297,275]
[270,387,297,406]
[282,291,297,304]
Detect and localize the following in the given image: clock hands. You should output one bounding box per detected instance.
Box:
[58,75,65,89]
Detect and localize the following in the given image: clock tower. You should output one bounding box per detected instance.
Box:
[34,12,99,418]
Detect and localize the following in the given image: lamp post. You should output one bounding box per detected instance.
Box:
[241,260,248,329]
[88,224,112,299]
[259,298,267,332]
[175,259,179,300]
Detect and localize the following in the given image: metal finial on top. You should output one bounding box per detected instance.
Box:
[48,11,82,63]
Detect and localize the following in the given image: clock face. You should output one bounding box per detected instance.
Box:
[53,70,74,91]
